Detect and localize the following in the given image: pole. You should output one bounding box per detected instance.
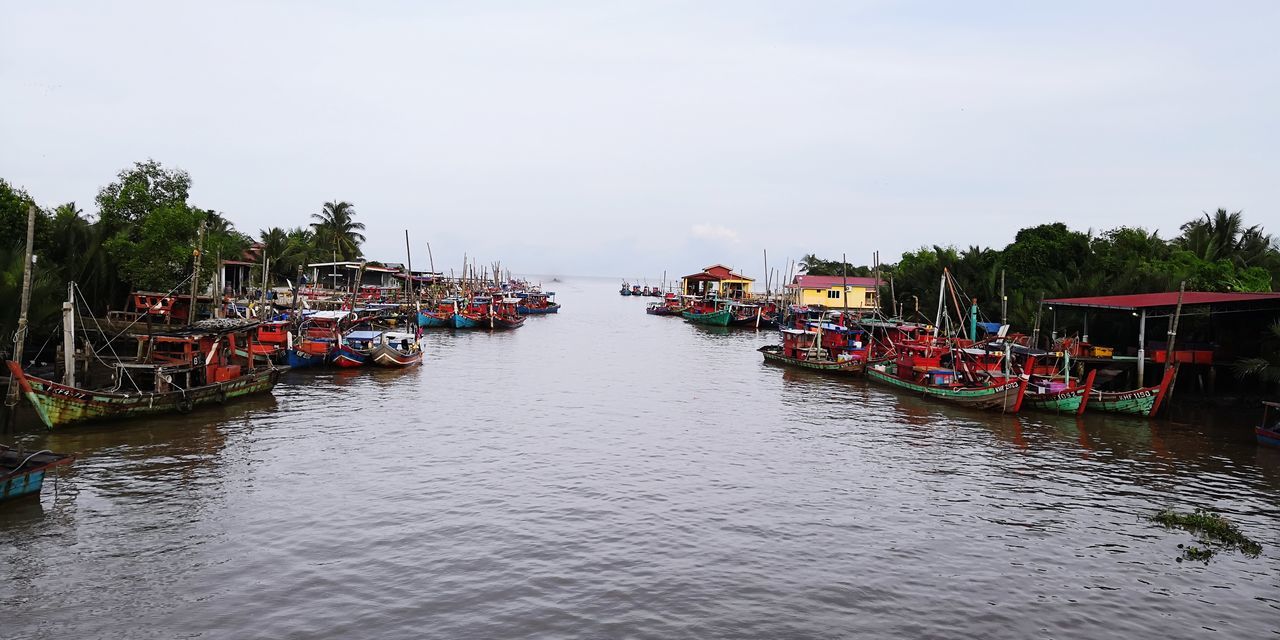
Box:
[932,271,946,341]
[1032,298,1044,348]
[1000,269,1007,327]
[841,253,849,320]
[188,221,206,327]
[1163,281,1187,405]
[63,282,76,387]
[5,204,38,423]
[405,230,414,308]
[1137,309,1147,387]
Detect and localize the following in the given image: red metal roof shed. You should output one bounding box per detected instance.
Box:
[1045,291,1280,312]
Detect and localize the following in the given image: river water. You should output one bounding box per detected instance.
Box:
[3,276,1278,639]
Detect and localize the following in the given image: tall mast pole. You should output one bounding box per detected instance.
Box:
[188,221,206,327]
[6,204,39,416]
[841,252,849,320]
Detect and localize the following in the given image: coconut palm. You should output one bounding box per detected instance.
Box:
[310,201,365,261]
[1178,208,1273,267]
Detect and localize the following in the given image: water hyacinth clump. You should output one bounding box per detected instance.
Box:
[1152,508,1263,562]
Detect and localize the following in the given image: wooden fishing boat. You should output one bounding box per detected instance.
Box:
[646,302,677,316]
[2,445,75,503]
[489,297,525,329]
[329,329,382,368]
[369,331,423,367]
[517,291,560,314]
[6,320,288,429]
[620,284,632,296]
[867,361,1027,412]
[1088,365,1176,417]
[682,308,731,326]
[417,310,451,328]
[758,327,866,374]
[1258,401,1280,448]
[1023,370,1096,415]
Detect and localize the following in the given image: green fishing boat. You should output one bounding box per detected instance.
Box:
[682,308,732,326]
[867,361,1027,413]
[1022,370,1096,415]
[1089,365,1176,417]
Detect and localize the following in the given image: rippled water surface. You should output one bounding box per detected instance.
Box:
[4,277,1279,639]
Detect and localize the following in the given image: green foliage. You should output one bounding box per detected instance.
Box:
[1151,507,1262,562]
[806,208,1277,329]
[798,253,870,277]
[1234,320,1280,384]
[105,203,205,291]
[311,201,365,261]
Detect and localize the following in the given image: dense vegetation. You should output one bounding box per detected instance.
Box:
[802,214,1279,329]
[1,160,368,356]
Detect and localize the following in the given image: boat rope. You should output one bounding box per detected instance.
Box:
[12,449,54,472]
[73,283,143,393]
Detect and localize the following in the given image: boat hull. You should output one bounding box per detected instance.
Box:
[453,313,479,329]
[7,361,287,430]
[491,317,525,330]
[417,312,451,328]
[517,304,560,314]
[286,349,327,368]
[1024,371,1096,416]
[758,345,865,375]
[867,363,1026,413]
[1089,366,1176,417]
[682,309,732,326]
[330,345,368,368]
[370,344,423,367]
[2,447,75,503]
[1257,427,1280,448]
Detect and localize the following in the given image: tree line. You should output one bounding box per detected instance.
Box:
[801,213,1279,329]
[1,160,370,350]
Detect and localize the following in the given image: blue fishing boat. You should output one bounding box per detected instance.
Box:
[417,310,450,328]
[2,445,74,503]
[1258,401,1280,448]
[285,347,328,368]
[517,291,560,314]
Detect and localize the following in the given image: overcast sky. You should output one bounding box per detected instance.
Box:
[4,1,1277,282]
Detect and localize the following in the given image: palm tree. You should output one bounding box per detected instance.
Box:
[1235,320,1280,386]
[259,227,290,279]
[1178,208,1272,267]
[310,201,365,261]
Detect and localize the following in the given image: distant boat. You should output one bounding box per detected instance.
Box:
[620,283,631,296]
[758,326,866,374]
[681,308,732,326]
[2,445,74,503]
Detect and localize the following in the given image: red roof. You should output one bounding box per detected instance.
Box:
[789,275,883,289]
[1044,291,1280,311]
[683,264,753,281]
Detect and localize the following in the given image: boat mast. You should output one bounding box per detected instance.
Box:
[188,220,206,327]
[1000,269,1007,327]
[5,204,39,426]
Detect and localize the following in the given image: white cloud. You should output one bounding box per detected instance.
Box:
[690,223,741,244]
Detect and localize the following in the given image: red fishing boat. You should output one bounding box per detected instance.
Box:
[491,298,526,330]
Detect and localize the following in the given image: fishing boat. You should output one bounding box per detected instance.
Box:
[646,301,677,316]
[1023,369,1096,415]
[682,307,731,326]
[369,331,423,367]
[631,284,643,296]
[758,325,867,374]
[2,445,75,503]
[491,298,526,330]
[330,329,382,368]
[517,291,560,314]
[455,296,492,329]
[1258,401,1280,448]
[620,283,632,296]
[866,337,1027,413]
[1088,365,1177,417]
[7,319,288,429]
[416,306,452,328]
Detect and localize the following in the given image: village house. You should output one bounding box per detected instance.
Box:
[788,275,882,309]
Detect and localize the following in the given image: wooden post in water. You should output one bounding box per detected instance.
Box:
[63,282,76,387]
[1162,281,1186,407]
[1137,308,1147,387]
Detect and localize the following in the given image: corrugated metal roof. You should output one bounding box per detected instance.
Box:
[1044,291,1280,311]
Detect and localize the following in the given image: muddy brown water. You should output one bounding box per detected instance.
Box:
[3,277,1279,638]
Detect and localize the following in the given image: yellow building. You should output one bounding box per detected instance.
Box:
[681,264,754,299]
[788,275,881,309]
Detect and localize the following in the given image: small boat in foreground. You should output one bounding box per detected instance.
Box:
[1255,401,1279,448]
[2,445,75,503]
[7,320,288,429]
[369,331,423,367]
[867,360,1027,412]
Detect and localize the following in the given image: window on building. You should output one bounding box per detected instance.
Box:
[827,289,841,299]
[864,291,877,306]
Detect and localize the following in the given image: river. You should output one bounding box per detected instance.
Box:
[3,276,1278,639]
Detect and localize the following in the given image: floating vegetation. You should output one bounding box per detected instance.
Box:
[1152,508,1263,562]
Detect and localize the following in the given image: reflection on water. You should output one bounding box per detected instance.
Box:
[2,276,1278,639]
